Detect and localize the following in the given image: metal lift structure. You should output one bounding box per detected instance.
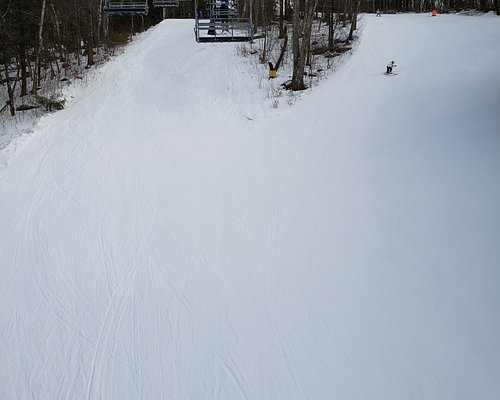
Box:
[194,0,253,43]
[103,1,149,15]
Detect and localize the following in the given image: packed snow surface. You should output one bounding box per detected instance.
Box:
[1,13,500,400]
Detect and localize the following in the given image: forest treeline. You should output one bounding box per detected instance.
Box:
[1,0,498,115]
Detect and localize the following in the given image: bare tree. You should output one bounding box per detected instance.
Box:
[291,0,318,90]
[2,61,17,115]
[85,1,95,68]
[346,0,359,42]
[31,0,47,94]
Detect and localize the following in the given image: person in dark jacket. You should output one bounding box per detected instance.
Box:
[386,60,396,74]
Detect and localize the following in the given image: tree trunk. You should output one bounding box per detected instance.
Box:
[31,0,47,95]
[291,0,318,90]
[19,22,29,97]
[3,62,17,116]
[86,6,94,68]
[275,26,288,71]
[347,0,359,42]
[285,0,292,20]
[97,0,104,57]
[20,55,28,96]
[260,0,268,62]
[279,0,285,38]
[50,2,64,65]
[328,9,334,50]
[291,0,302,89]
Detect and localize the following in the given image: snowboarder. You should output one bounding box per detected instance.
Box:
[386,60,396,74]
[376,9,381,17]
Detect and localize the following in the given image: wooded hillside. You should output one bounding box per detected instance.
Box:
[1,0,498,116]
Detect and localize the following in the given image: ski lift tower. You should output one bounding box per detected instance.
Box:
[194,0,253,42]
[103,0,149,15]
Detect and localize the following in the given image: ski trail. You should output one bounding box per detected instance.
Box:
[1,15,499,400]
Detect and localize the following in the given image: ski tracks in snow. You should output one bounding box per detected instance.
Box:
[86,259,140,400]
[24,140,97,345]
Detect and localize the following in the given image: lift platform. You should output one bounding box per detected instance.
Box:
[194,0,253,43]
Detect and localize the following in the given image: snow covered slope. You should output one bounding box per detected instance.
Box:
[1,13,499,400]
